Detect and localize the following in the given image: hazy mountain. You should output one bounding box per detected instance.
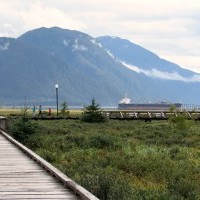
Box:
[0,27,200,106]
[96,36,196,77]
[0,37,70,104]
[0,28,145,105]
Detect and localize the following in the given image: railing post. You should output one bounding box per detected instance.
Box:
[0,117,6,130]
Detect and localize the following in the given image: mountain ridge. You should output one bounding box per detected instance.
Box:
[0,27,200,106]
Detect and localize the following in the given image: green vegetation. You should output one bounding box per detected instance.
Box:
[8,119,200,199]
[9,109,37,143]
[60,101,70,117]
[81,98,106,123]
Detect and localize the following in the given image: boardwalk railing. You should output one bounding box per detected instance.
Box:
[0,116,6,129]
[101,110,200,120]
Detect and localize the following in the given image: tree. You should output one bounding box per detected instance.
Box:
[60,101,69,117]
[9,108,37,144]
[169,105,177,113]
[81,98,106,123]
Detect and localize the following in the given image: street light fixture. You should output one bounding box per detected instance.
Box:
[55,84,59,117]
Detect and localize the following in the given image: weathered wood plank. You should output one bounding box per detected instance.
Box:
[0,132,86,200]
[0,130,99,200]
[0,191,69,194]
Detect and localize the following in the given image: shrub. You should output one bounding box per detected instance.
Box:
[167,176,197,199]
[80,169,133,200]
[9,116,37,144]
[169,112,193,136]
[36,148,58,163]
[60,101,69,117]
[89,135,116,149]
[81,98,106,123]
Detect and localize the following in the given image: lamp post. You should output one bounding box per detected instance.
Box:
[55,84,59,117]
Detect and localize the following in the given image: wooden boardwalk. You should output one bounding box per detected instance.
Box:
[0,131,98,200]
[102,110,200,121]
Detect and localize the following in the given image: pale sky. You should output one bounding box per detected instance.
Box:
[1,0,200,73]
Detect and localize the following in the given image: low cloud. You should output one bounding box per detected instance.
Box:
[121,61,200,82]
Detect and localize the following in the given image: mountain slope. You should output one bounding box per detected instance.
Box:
[0,37,70,103]
[0,27,200,106]
[17,27,154,104]
[0,28,147,105]
[96,36,196,77]
[96,36,200,103]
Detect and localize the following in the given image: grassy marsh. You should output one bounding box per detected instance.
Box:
[9,119,200,199]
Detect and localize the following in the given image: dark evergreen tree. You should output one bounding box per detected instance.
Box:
[9,108,37,144]
[81,98,106,123]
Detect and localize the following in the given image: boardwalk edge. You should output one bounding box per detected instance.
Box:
[0,130,99,200]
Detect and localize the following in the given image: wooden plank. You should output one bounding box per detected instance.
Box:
[0,185,70,190]
[0,133,80,200]
[0,130,99,200]
[0,195,75,199]
[0,191,69,194]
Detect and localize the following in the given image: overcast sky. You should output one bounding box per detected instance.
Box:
[1,0,200,73]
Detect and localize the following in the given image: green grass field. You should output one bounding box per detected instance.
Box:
[8,118,200,200]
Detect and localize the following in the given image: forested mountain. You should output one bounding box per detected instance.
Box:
[0,27,200,106]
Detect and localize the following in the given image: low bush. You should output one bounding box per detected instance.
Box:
[60,101,70,117]
[80,98,106,123]
[89,134,119,149]
[169,113,193,135]
[9,116,37,143]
